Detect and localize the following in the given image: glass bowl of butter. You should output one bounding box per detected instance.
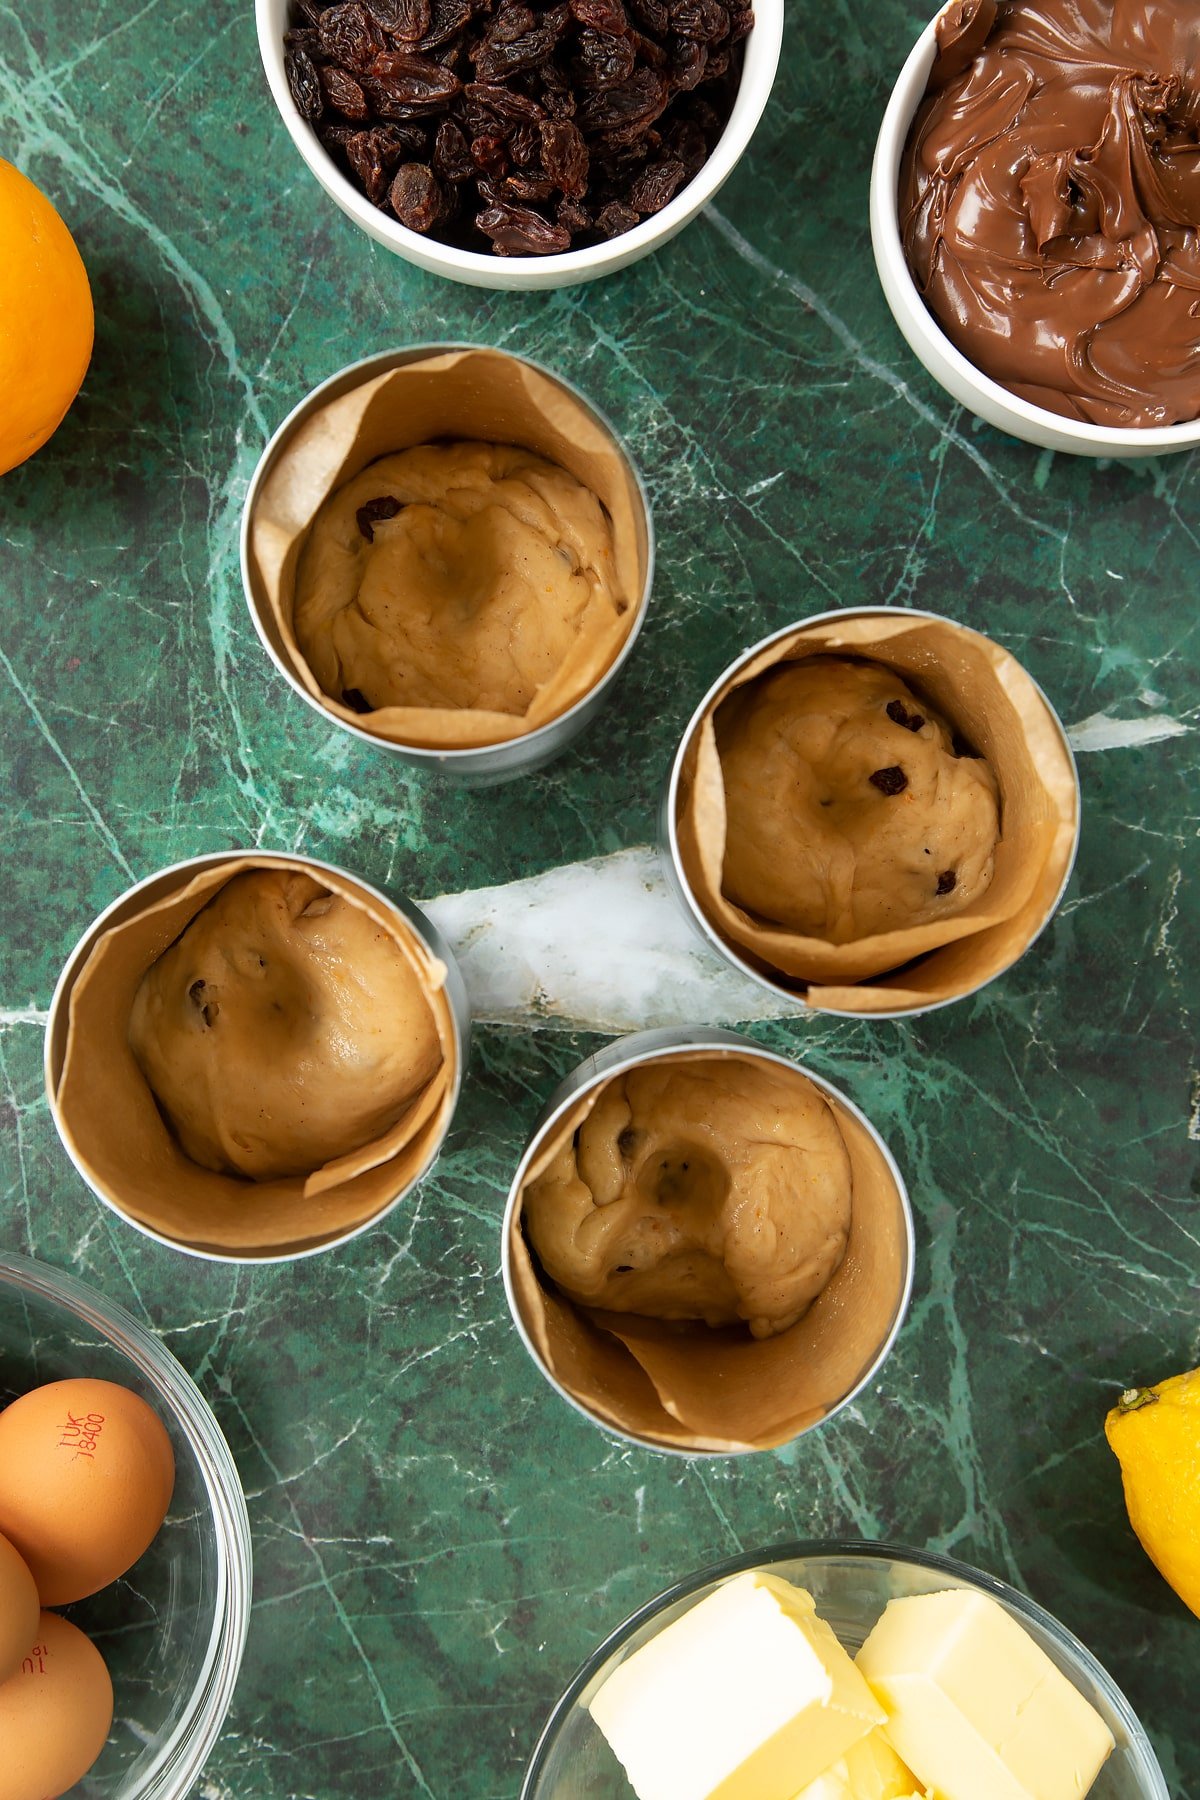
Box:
[521,1541,1167,1800]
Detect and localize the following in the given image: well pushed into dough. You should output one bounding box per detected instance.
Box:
[294,441,624,720]
[523,1056,852,1340]
[718,658,1000,944]
[129,870,443,1182]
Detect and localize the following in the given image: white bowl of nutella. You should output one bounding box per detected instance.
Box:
[255,0,784,290]
[660,608,1081,1019]
[502,1027,913,1456]
[44,851,470,1262]
[241,345,654,784]
[872,0,1200,456]
[522,1541,1169,1800]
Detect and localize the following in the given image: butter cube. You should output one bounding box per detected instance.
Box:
[792,1727,924,1799]
[589,1571,885,1800]
[856,1589,1115,1800]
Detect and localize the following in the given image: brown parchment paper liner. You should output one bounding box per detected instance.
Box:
[247,348,648,750]
[677,614,1079,1011]
[509,1050,908,1454]
[52,857,458,1256]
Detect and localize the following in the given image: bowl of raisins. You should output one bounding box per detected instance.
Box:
[258,0,783,287]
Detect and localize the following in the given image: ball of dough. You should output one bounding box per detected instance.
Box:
[294,441,623,718]
[717,657,1000,943]
[129,871,443,1181]
[523,1058,852,1340]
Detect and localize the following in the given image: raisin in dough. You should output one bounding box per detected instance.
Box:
[523,1058,851,1340]
[717,658,1000,943]
[129,871,442,1181]
[294,441,622,717]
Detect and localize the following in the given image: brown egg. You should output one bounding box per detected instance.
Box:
[0,1611,113,1800]
[0,1531,39,1684]
[0,1378,175,1605]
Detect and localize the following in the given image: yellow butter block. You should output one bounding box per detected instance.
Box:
[791,1726,925,1799]
[589,1571,885,1800]
[856,1589,1115,1800]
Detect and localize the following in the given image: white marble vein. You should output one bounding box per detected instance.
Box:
[1065,711,1191,752]
[422,846,798,1032]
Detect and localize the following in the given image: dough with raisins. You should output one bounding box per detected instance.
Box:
[129,870,442,1181]
[717,657,1000,943]
[523,1057,851,1340]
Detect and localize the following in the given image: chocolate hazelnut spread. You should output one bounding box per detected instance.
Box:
[900,0,1200,426]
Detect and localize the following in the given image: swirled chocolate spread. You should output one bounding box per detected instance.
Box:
[900,0,1200,426]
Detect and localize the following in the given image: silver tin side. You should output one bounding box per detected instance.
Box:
[501,1026,914,1458]
[660,606,1082,1021]
[239,345,656,787]
[44,849,471,1264]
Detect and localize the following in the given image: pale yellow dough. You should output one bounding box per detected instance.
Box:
[293,441,622,716]
[129,871,443,1181]
[718,658,1000,943]
[523,1058,851,1340]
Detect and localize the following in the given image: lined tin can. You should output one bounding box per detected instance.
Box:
[502,1025,913,1457]
[45,850,471,1263]
[240,345,655,785]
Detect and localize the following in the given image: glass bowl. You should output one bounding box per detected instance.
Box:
[522,1540,1168,1800]
[0,1252,252,1798]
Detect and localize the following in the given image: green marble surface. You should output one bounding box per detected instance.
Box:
[2,0,1199,1794]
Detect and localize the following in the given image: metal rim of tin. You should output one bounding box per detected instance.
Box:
[43,849,472,1265]
[238,344,657,778]
[519,1536,1169,1800]
[500,1024,915,1459]
[661,606,1083,1021]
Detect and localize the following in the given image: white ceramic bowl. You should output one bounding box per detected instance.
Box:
[255,0,784,289]
[870,7,1200,458]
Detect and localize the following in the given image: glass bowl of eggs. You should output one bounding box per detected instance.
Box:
[0,1250,251,1799]
[522,1540,1168,1800]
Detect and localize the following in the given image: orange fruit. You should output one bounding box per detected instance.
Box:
[0,158,93,476]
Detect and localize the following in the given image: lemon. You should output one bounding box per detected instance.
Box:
[1105,1366,1200,1618]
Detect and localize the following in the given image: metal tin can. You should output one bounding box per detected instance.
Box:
[660,606,1082,1020]
[45,850,471,1263]
[502,1025,913,1456]
[240,345,655,786]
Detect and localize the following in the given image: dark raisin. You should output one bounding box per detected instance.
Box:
[365,50,462,114]
[869,766,909,795]
[556,195,592,232]
[509,121,540,165]
[570,0,629,29]
[627,156,685,212]
[283,26,322,53]
[577,67,668,144]
[472,5,568,79]
[318,1,387,70]
[431,117,474,179]
[471,132,510,174]
[464,81,545,126]
[574,26,636,86]
[541,118,589,195]
[389,161,446,228]
[936,869,958,895]
[365,0,431,37]
[628,0,668,30]
[596,197,639,235]
[285,47,324,120]
[415,0,472,48]
[670,0,729,40]
[886,698,926,732]
[727,5,753,40]
[505,168,556,200]
[320,63,373,118]
[356,495,403,539]
[669,38,708,89]
[342,688,373,712]
[475,198,572,252]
